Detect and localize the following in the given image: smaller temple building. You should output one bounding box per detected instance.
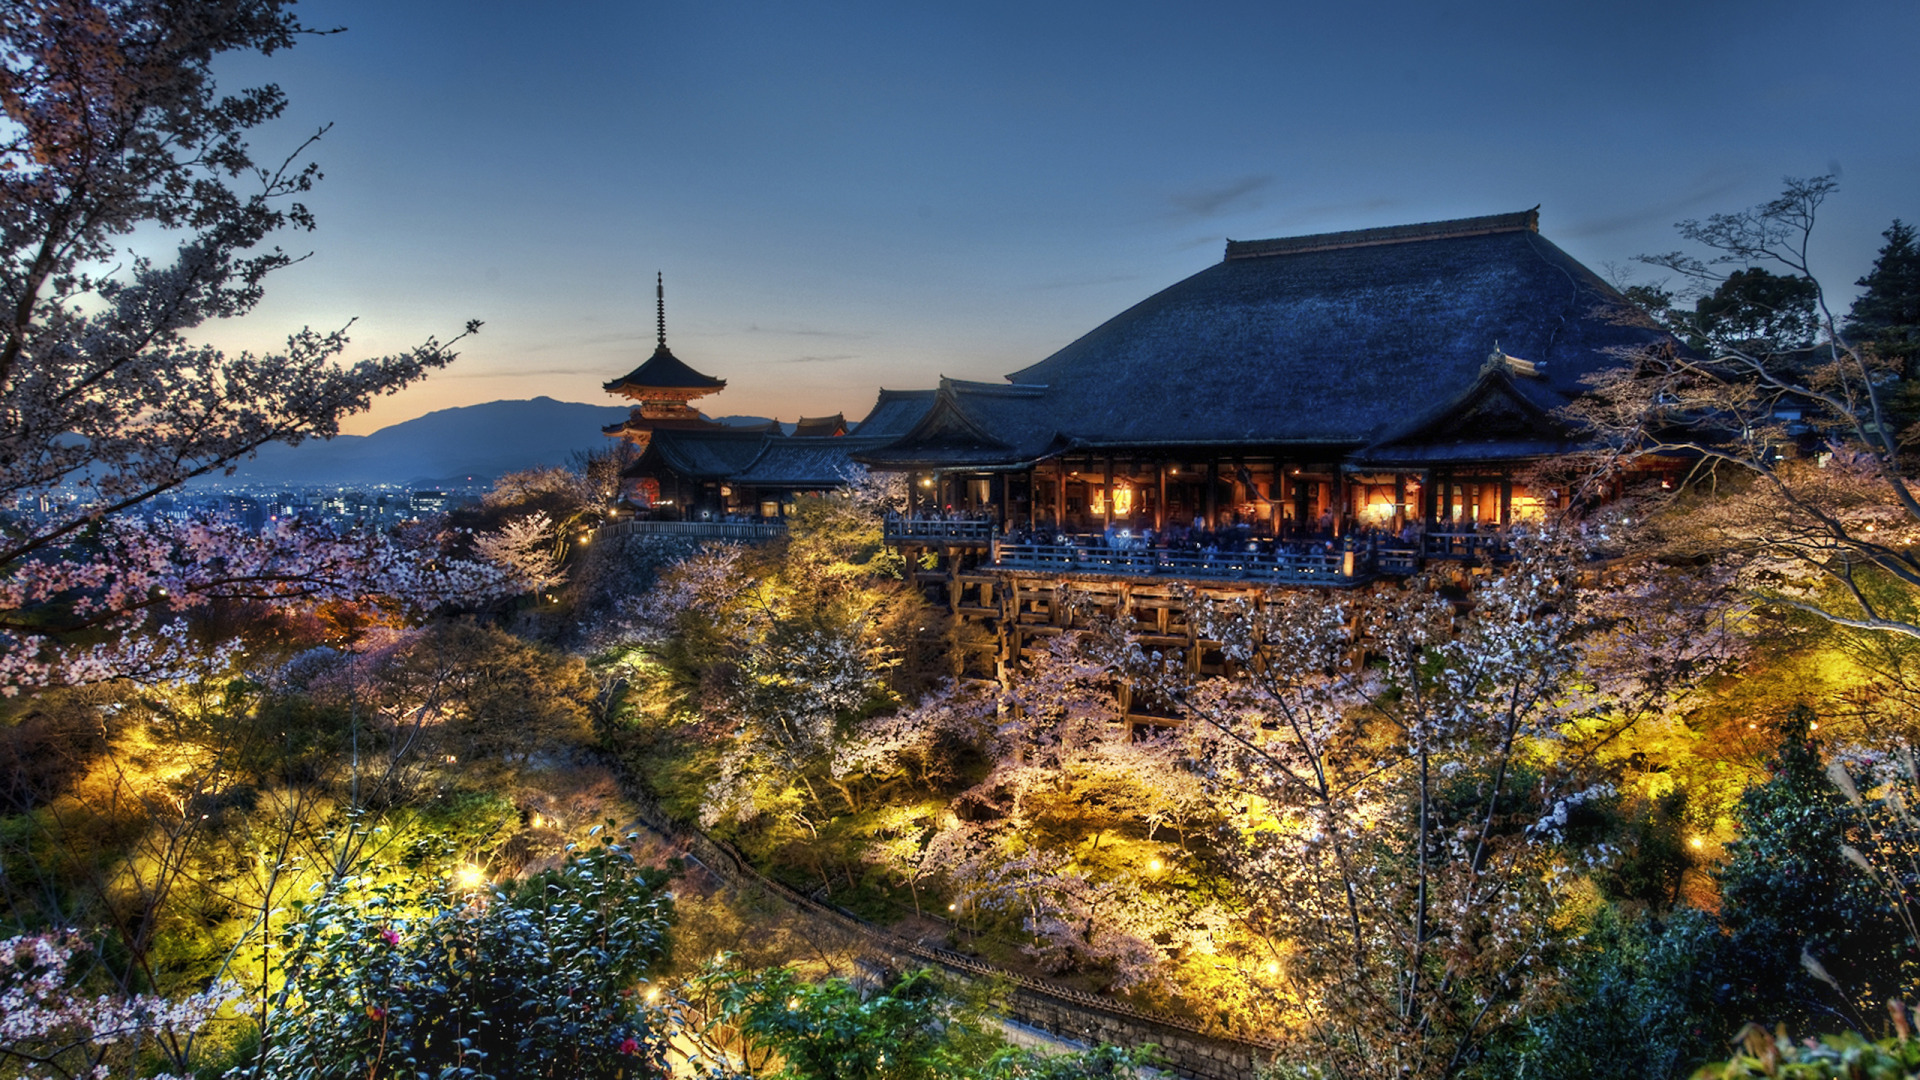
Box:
[603,278,879,520]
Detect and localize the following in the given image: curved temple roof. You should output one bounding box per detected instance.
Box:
[858,209,1678,470]
[603,344,728,394]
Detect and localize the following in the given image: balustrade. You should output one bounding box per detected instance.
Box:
[883,513,998,544]
[599,519,787,541]
[993,539,1363,584]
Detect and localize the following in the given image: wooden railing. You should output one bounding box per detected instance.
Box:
[883,514,998,544]
[1422,530,1511,561]
[993,540,1363,585]
[598,519,786,542]
[1374,544,1422,575]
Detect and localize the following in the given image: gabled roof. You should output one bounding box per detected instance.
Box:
[791,413,848,438]
[850,388,937,438]
[1350,356,1581,467]
[603,344,728,394]
[855,379,1063,469]
[853,210,1680,472]
[623,428,767,480]
[731,436,895,488]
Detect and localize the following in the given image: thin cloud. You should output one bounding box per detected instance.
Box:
[1274,197,1402,226]
[1560,176,1749,239]
[1170,174,1274,219]
[771,353,857,364]
[1034,273,1140,291]
[745,323,867,339]
[441,366,606,379]
[522,331,652,354]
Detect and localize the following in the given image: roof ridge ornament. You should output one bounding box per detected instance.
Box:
[656,271,667,351]
[1487,342,1546,378]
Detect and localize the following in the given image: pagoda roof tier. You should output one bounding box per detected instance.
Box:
[602,414,728,436]
[603,344,728,395]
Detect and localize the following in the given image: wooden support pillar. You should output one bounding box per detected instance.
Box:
[1393,473,1407,532]
[1205,459,1218,529]
[1156,461,1167,533]
[1055,466,1067,534]
[1500,477,1513,526]
[1103,455,1114,532]
[947,547,960,615]
[1332,469,1346,537]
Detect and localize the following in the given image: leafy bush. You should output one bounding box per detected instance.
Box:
[244,833,675,1080]
[1693,1016,1920,1079]
[1715,706,1904,1034]
[1487,907,1725,1080]
[688,964,1154,1079]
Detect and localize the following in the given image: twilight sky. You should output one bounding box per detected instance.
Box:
[197,0,1920,435]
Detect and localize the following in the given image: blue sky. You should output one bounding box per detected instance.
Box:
[198,0,1920,433]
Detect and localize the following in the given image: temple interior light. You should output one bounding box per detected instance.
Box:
[1112,485,1134,516]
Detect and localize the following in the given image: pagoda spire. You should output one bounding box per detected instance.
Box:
[603,272,727,417]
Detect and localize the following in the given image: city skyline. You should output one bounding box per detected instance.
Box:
[183,0,1920,435]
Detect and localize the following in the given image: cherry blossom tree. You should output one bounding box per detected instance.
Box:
[0,930,237,1080]
[0,0,491,694]
[1096,536,1623,1078]
[471,509,567,596]
[1571,178,1920,643]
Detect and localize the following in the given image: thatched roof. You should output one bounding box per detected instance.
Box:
[858,210,1677,469]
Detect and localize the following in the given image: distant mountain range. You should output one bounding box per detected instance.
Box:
[199,398,782,488]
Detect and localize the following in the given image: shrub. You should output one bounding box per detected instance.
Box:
[244,833,675,1080]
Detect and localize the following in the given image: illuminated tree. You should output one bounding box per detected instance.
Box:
[683,964,1154,1080]
[248,835,675,1080]
[0,0,488,693]
[1105,537,1617,1078]
[0,930,237,1080]
[1572,178,1920,645]
[472,509,567,596]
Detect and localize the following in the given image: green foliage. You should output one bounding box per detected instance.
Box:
[1692,268,1823,354]
[1693,1019,1920,1079]
[1487,907,1725,1080]
[1849,221,1920,365]
[245,832,675,1080]
[1598,788,1699,912]
[691,965,1153,1080]
[1715,706,1903,1034]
